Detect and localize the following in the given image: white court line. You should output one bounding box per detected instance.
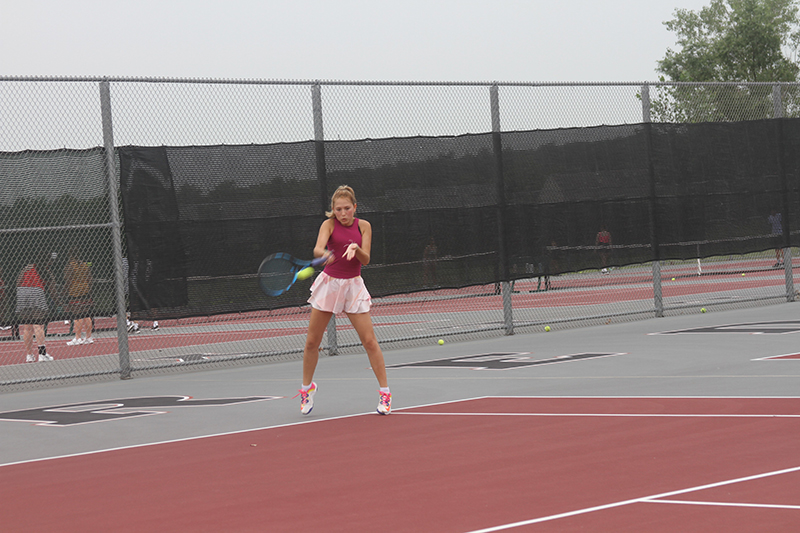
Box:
[752,353,800,361]
[464,465,800,533]
[645,499,800,510]
[0,409,381,469]
[3,396,795,473]
[0,395,495,469]
[396,412,800,419]
[464,395,800,399]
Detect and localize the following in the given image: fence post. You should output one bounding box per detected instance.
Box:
[99,80,131,379]
[312,82,338,354]
[774,87,795,302]
[773,84,783,119]
[642,84,664,317]
[490,84,513,335]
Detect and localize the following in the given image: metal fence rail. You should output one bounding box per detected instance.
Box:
[1,78,797,391]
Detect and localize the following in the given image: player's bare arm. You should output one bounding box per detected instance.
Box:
[314,219,335,263]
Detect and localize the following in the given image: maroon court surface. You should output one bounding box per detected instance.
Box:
[3,397,799,532]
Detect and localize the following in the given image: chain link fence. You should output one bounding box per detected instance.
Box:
[1,78,798,391]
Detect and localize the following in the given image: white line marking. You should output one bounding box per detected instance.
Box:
[0,410,381,469]
[464,465,800,533]
[396,412,800,419]
[454,392,800,396]
[0,395,495,469]
[645,499,800,510]
[752,353,800,361]
[5,395,799,480]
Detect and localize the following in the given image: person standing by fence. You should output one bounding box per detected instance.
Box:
[0,266,13,337]
[64,247,94,345]
[595,226,612,274]
[768,210,784,268]
[423,236,438,287]
[0,266,6,328]
[15,259,52,362]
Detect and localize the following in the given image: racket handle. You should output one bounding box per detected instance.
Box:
[310,256,327,267]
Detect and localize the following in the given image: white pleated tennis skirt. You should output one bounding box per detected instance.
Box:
[308,272,372,314]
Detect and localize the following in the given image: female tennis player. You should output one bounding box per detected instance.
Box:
[297,185,391,415]
[16,259,53,362]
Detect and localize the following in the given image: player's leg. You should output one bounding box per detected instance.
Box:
[33,324,51,361]
[347,311,387,387]
[20,324,34,360]
[348,311,392,414]
[68,315,84,345]
[303,308,332,386]
[298,308,332,414]
[84,316,93,342]
[76,316,89,342]
[78,316,92,340]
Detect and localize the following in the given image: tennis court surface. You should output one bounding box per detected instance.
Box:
[2,303,800,532]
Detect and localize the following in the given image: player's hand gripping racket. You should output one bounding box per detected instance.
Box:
[258,253,326,296]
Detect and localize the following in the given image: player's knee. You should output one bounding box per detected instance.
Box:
[304,338,320,352]
[362,336,380,353]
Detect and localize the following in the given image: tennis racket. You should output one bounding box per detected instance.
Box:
[258,253,326,296]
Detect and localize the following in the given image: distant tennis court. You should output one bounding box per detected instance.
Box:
[2,300,800,531]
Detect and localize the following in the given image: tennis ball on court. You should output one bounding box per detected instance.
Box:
[742,273,746,276]
[671,277,675,281]
[438,339,444,345]
[296,267,314,280]
[545,326,551,332]
[701,308,707,313]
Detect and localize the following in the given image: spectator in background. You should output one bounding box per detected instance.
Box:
[0,266,20,340]
[538,240,559,291]
[64,247,94,345]
[768,209,784,268]
[121,256,158,333]
[548,240,560,280]
[595,226,612,274]
[16,259,53,362]
[423,236,438,287]
[45,252,62,304]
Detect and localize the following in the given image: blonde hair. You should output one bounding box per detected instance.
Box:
[325,185,357,218]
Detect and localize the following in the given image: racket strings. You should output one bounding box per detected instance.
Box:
[259,258,298,294]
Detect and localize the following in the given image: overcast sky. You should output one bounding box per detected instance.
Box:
[1,0,712,82]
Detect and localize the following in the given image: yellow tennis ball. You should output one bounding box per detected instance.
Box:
[545,326,551,332]
[701,308,707,313]
[296,267,314,280]
[671,277,675,281]
[438,339,444,345]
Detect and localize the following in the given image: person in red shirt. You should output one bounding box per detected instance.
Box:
[596,226,612,274]
[296,186,391,415]
[15,260,52,362]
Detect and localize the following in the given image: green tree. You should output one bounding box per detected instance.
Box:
[652,0,800,122]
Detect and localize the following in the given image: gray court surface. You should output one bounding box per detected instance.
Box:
[2,303,799,466]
